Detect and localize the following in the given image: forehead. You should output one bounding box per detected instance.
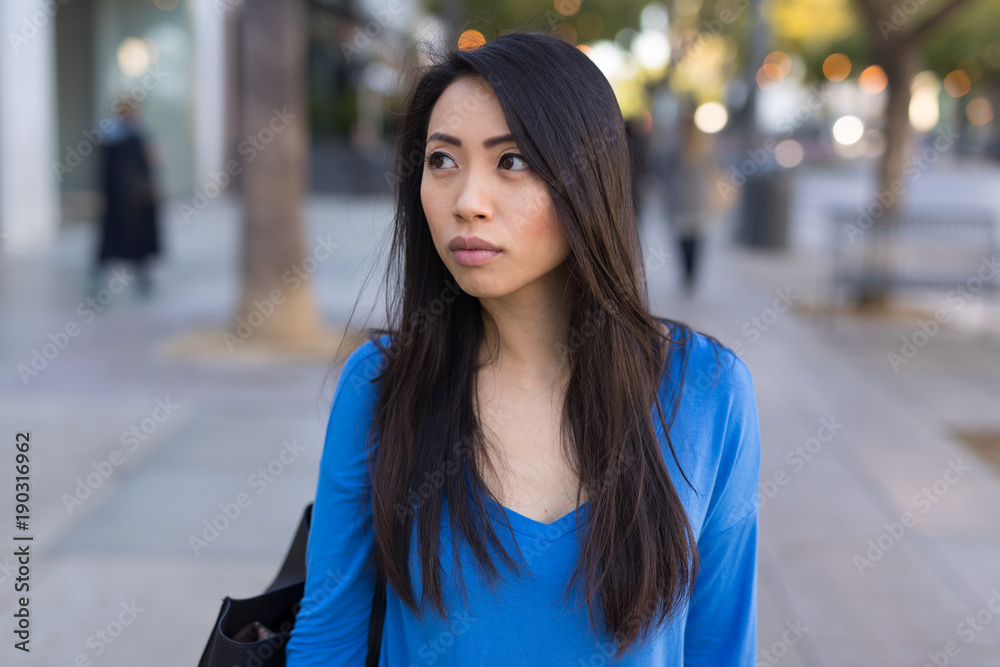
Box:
[427,75,508,136]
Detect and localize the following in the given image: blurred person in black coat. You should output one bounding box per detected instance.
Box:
[89,95,161,299]
[663,115,712,295]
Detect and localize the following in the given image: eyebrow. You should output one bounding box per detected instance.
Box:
[427,132,516,149]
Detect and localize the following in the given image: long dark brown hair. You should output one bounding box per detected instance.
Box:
[335,31,710,660]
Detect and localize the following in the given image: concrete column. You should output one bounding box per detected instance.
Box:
[190,0,227,190]
[0,0,60,255]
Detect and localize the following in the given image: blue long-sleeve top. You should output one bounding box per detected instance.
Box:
[286,329,761,665]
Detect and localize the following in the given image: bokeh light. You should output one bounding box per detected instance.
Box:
[966,97,994,126]
[458,30,485,51]
[587,40,625,79]
[756,66,782,91]
[117,37,150,77]
[632,109,653,134]
[909,71,940,131]
[775,140,804,168]
[554,0,581,17]
[551,22,578,44]
[943,70,972,97]
[832,116,864,145]
[633,30,670,71]
[859,65,887,94]
[764,51,792,77]
[693,102,728,134]
[823,53,851,82]
[640,3,670,31]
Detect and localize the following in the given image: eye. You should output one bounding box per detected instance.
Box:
[424,151,455,169]
[499,153,529,171]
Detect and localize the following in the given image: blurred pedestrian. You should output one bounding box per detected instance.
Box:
[625,115,648,224]
[89,94,162,299]
[663,115,712,295]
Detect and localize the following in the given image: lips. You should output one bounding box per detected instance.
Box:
[448,236,501,251]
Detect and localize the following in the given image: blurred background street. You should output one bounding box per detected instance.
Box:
[1,0,999,665]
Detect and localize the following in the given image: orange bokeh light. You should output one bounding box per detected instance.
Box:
[967,97,994,126]
[823,53,851,82]
[551,22,577,44]
[943,70,972,97]
[761,62,784,80]
[756,66,782,91]
[457,30,486,51]
[764,51,792,77]
[554,0,581,17]
[859,65,887,94]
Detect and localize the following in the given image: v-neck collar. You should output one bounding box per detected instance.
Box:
[475,484,590,542]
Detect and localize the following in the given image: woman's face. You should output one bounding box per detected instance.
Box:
[420,75,570,300]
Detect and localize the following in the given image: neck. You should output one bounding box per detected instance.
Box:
[477,264,573,385]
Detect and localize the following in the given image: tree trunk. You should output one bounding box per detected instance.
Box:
[856,43,920,306]
[848,0,974,307]
[877,45,919,210]
[236,0,322,343]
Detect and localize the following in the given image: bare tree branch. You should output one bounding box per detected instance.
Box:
[850,0,889,45]
[905,0,975,44]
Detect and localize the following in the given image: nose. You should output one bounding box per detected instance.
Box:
[451,166,495,223]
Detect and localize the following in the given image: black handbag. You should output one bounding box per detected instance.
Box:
[198,503,387,666]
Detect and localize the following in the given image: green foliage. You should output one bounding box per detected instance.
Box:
[423,0,646,43]
[769,0,999,85]
[924,1,1000,80]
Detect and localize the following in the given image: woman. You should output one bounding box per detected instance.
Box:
[286,32,760,665]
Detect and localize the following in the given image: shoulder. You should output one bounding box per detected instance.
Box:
[337,333,394,390]
[319,334,395,483]
[324,333,395,426]
[657,319,754,410]
[655,320,761,537]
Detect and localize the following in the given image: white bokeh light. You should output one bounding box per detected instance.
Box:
[587,40,627,79]
[693,102,728,134]
[909,71,940,131]
[633,30,670,70]
[640,2,670,31]
[832,116,864,146]
[117,38,150,77]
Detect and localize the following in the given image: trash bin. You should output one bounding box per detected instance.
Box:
[737,165,790,249]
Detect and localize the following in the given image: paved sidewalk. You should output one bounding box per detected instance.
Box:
[1,168,999,666]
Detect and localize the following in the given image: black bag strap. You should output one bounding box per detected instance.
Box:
[266,503,313,593]
[275,503,387,665]
[366,568,387,667]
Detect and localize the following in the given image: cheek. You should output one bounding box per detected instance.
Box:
[521,193,564,247]
[420,181,443,238]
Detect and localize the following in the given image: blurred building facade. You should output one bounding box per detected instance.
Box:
[1,0,224,255]
[0,0,420,256]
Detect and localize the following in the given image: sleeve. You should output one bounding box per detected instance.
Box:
[683,356,761,667]
[285,340,386,666]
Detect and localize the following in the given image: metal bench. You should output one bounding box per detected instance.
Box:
[826,205,1000,331]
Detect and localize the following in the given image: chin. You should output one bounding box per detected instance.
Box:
[450,275,511,300]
